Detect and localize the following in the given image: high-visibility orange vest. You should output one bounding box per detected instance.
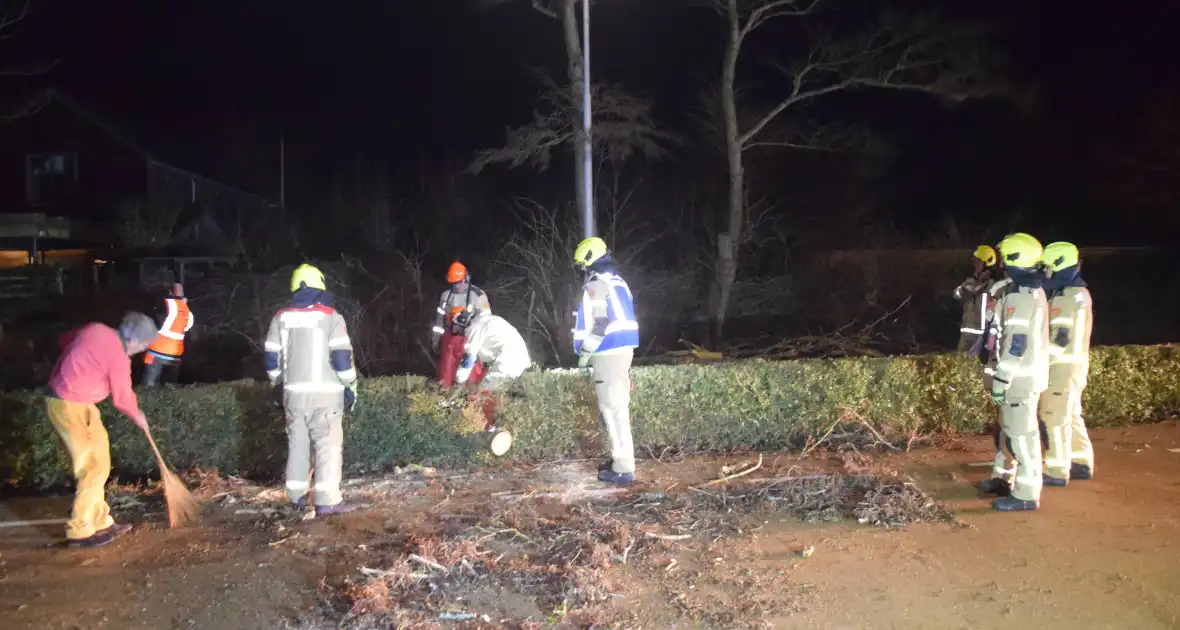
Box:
[147,298,193,359]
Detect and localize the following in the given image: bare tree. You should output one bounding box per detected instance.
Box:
[470,2,676,222]
[707,0,1002,342]
[469,72,673,175]
[0,0,59,120]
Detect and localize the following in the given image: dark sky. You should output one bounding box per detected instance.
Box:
[16,0,1180,242]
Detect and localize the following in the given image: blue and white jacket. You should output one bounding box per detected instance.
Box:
[572,269,639,356]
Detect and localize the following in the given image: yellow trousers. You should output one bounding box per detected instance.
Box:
[45,398,115,540]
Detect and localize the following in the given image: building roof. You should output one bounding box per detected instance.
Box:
[37,88,276,208]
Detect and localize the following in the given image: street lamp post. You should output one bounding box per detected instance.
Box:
[580,0,594,240]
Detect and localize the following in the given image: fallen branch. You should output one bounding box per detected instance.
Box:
[645,531,693,541]
[409,554,450,574]
[702,454,763,486]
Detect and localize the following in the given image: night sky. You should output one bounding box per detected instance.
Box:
[16,0,1180,245]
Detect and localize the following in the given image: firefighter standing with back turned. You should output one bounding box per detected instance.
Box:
[143,282,193,387]
[265,264,359,517]
[430,261,491,389]
[572,237,640,485]
[977,233,1051,512]
[1039,242,1096,485]
[953,245,999,357]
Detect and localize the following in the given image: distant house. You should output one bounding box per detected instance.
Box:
[0,88,281,271]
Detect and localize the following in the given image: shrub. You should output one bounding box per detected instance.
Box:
[3,345,1178,493]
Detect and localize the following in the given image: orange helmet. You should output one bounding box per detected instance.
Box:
[446,261,468,284]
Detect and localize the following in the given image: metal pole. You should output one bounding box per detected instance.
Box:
[581,0,594,239]
[280,134,286,210]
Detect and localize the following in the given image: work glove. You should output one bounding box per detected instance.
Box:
[344,383,358,413]
[431,336,440,355]
[271,383,283,408]
[577,352,592,379]
[990,385,1005,405]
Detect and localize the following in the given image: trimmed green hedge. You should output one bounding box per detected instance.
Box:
[3,345,1179,492]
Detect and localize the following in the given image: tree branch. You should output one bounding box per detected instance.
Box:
[531,0,559,19]
[739,14,999,148]
[741,0,821,40]
[468,73,680,174]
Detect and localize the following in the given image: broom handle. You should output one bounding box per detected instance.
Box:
[143,428,171,474]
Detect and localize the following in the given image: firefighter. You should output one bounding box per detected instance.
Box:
[572,237,640,485]
[143,283,194,387]
[978,271,1019,496]
[45,312,157,548]
[953,245,999,357]
[264,263,359,517]
[430,261,491,389]
[453,310,532,456]
[1039,242,1095,484]
[976,233,1051,512]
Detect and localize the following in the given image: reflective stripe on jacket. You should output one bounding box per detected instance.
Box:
[148,298,193,358]
[572,271,639,356]
[988,282,1049,397]
[431,285,491,340]
[264,304,356,408]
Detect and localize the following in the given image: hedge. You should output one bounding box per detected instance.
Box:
[3,345,1180,493]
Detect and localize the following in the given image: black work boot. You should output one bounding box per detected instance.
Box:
[1070,462,1092,480]
[597,469,634,486]
[1043,475,1068,487]
[992,496,1038,512]
[315,503,357,517]
[976,477,1011,496]
[67,530,115,549]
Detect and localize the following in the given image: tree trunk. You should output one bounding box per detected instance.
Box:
[561,0,591,236]
[713,0,744,345]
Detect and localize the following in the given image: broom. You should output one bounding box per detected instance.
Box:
[143,429,201,527]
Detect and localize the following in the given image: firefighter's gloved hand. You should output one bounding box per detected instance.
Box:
[431,337,440,355]
[990,385,1005,405]
[271,383,283,408]
[577,352,591,369]
[344,383,358,412]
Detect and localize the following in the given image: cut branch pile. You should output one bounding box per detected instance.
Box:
[332,466,957,629]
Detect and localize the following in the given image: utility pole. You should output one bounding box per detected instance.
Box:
[279,134,286,211]
[580,0,594,240]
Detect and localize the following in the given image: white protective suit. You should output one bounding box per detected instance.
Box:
[454,314,531,389]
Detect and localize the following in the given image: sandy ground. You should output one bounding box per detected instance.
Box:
[1,421,1179,629]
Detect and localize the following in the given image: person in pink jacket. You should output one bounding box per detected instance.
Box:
[46,312,156,548]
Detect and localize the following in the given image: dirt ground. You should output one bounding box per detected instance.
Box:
[2,422,1180,630]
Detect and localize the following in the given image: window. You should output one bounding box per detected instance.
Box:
[26,152,78,206]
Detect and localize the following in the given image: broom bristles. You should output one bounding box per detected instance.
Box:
[145,431,201,528]
[160,468,201,528]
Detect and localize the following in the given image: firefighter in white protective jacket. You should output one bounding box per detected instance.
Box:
[453,310,532,456]
[264,264,359,517]
[572,237,640,486]
[975,233,1051,512]
[1038,242,1095,485]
